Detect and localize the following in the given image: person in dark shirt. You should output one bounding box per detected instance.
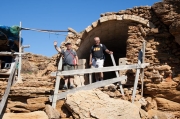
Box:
[89,37,113,82]
[54,41,78,89]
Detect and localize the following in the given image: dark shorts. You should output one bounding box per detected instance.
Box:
[63,64,75,77]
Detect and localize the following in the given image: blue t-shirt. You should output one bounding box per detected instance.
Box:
[62,49,77,65]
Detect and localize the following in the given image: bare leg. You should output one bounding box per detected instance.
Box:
[95,73,99,82]
[64,78,68,86]
[69,76,74,86]
[100,72,103,81]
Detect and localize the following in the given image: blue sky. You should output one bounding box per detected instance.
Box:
[1,0,160,57]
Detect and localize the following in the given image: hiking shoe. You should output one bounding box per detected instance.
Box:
[69,85,75,89]
[62,85,68,90]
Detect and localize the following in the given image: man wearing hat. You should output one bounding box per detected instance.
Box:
[54,41,78,89]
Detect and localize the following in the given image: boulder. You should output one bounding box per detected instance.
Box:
[65,89,141,119]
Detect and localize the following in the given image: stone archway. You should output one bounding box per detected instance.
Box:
[76,14,154,80]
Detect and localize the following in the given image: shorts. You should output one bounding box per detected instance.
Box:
[92,58,104,68]
[63,64,75,77]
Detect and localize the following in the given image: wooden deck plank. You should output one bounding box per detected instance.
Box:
[49,75,127,101]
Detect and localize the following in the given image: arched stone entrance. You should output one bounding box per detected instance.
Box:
[76,15,154,80]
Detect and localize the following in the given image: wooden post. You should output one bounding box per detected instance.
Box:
[52,56,62,108]
[17,21,22,82]
[141,41,146,96]
[89,66,92,84]
[89,73,92,84]
[132,50,142,103]
[110,54,124,96]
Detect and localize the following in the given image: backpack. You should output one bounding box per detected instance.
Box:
[91,44,105,59]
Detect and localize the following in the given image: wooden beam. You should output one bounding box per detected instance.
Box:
[49,75,127,101]
[141,41,146,96]
[51,63,149,76]
[110,54,124,96]
[132,51,142,103]
[0,56,19,116]
[0,52,25,56]
[52,57,63,108]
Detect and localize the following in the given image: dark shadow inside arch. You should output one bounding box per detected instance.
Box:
[77,20,137,81]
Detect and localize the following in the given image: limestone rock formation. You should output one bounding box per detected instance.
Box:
[45,104,60,119]
[148,109,167,119]
[65,89,141,119]
[2,111,48,119]
[152,0,180,45]
[155,98,180,111]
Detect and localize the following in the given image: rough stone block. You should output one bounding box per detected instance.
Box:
[119,58,127,65]
[78,59,87,65]
[27,97,49,104]
[92,21,99,28]
[74,75,85,87]
[116,15,123,20]
[26,103,45,111]
[77,65,86,69]
[151,28,159,33]
[85,25,93,33]
[107,15,117,20]
[99,16,108,23]
[3,111,48,119]
[45,104,60,119]
[123,14,129,20]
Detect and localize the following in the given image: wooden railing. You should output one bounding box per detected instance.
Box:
[50,42,148,108]
[0,56,19,117]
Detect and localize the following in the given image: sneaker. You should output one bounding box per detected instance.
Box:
[69,85,75,89]
[62,85,68,90]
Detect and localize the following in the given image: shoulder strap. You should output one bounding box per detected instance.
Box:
[67,50,75,58]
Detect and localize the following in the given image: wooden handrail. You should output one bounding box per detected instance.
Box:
[51,63,149,76]
[0,56,19,117]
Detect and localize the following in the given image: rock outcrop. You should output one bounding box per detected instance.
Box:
[65,89,141,119]
[152,0,180,45]
[3,111,48,119]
